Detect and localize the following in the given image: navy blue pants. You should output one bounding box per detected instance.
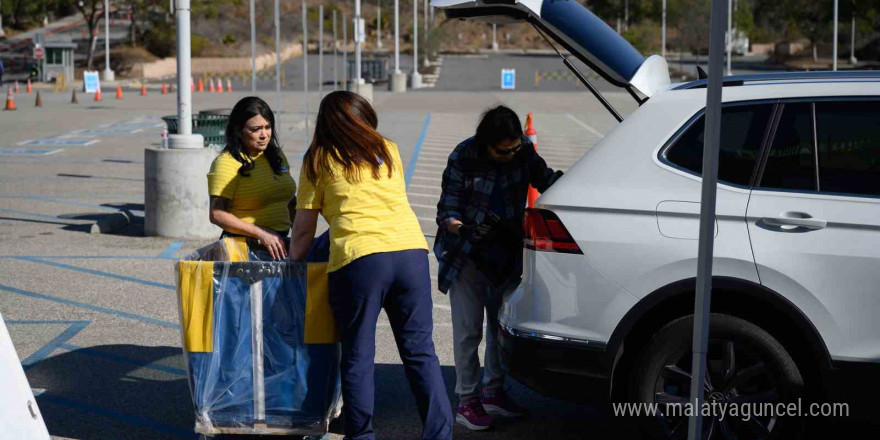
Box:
[328,249,453,440]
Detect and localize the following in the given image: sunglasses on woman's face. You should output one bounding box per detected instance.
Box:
[493,142,522,155]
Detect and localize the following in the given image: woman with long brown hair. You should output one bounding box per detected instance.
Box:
[288,91,453,440]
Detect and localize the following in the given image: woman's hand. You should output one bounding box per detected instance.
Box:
[257,229,288,260]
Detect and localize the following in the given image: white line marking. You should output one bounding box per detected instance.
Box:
[410,203,436,209]
[407,192,439,198]
[565,113,605,138]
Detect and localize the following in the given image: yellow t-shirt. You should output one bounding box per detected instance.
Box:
[207,150,296,232]
[296,140,428,272]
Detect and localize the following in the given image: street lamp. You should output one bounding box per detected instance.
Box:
[411,0,421,88]
[377,0,382,49]
[103,0,114,81]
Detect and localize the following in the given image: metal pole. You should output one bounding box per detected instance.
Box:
[492,23,498,51]
[727,0,732,75]
[412,0,419,82]
[423,0,427,33]
[303,0,309,147]
[175,0,193,136]
[662,0,666,58]
[687,0,727,438]
[275,0,281,101]
[250,0,257,93]
[343,13,348,88]
[355,0,362,83]
[103,0,113,81]
[394,0,400,73]
[333,10,338,90]
[319,4,324,97]
[850,14,857,65]
[0,0,5,38]
[833,0,839,71]
[377,1,382,49]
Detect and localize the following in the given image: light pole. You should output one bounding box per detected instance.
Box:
[850,13,857,65]
[662,0,666,58]
[390,0,405,91]
[726,0,732,75]
[624,0,628,32]
[355,0,363,84]
[492,23,498,51]
[342,13,348,88]
[103,0,114,81]
[319,4,324,98]
[275,0,281,105]
[411,0,421,88]
[0,0,4,38]
[333,10,338,90]
[833,0,839,71]
[250,0,256,92]
[377,1,382,49]
[303,0,309,147]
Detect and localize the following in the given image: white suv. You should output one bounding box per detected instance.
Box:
[435,0,880,437]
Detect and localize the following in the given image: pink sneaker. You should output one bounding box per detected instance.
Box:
[456,398,493,431]
[481,389,529,418]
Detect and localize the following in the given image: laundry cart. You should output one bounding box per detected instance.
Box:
[176,235,340,436]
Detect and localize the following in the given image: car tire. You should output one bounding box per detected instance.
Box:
[629,313,805,440]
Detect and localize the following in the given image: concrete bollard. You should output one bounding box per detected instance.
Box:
[389,72,407,92]
[144,136,221,239]
[347,81,373,103]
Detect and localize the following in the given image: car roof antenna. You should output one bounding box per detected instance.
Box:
[530,22,624,123]
[697,65,708,80]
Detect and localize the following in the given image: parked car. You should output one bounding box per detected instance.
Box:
[434,0,880,438]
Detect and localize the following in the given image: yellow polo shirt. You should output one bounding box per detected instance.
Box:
[207,150,296,232]
[296,140,428,272]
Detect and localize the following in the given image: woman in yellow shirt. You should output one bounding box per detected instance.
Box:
[288,91,453,440]
[207,97,295,260]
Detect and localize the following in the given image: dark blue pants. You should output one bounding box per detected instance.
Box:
[328,249,453,440]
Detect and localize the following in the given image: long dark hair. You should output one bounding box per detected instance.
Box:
[303,91,393,184]
[224,96,285,176]
[474,105,523,152]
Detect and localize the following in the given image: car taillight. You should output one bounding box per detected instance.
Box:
[523,208,583,254]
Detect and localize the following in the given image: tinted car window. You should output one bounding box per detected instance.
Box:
[759,102,816,191]
[815,100,880,196]
[665,104,772,186]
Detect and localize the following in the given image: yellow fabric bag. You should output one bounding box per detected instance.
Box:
[304,262,339,344]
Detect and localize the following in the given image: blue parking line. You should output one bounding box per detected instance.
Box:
[405,113,432,189]
[0,284,179,329]
[58,343,187,376]
[14,321,91,369]
[159,242,185,260]
[17,257,175,290]
[37,394,198,439]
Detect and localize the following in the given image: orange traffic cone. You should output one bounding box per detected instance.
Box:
[116,85,123,99]
[35,91,42,107]
[216,78,224,94]
[227,78,233,93]
[14,80,20,94]
[197,77,204,93]
[141,83,147,96]
[27,78,32,94]
[4,87,16,111]
[162,83,168,95]
[525,113,539,208]
[95,87,103,102]
[208,78,215,93]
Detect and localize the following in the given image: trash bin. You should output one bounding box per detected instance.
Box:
[175,233,341,436]
[346,58,388,83]
[162,114,229,149]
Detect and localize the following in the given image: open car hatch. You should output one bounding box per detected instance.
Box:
[432,0,671,102]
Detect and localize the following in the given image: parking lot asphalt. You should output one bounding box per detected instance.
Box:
[0,85,648,440]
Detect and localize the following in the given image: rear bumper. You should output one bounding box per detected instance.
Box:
[498,324,612,403]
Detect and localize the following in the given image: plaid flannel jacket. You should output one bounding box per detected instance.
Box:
[433,136,563,293]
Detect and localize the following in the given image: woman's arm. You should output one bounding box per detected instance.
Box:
[209,196,287,259]
[288,209,320,261]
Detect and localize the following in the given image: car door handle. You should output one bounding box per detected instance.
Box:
[761,212,827,230]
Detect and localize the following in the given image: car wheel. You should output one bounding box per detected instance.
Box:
[630,314,804,440]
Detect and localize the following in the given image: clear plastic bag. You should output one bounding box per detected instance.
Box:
[175,236,341,436]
